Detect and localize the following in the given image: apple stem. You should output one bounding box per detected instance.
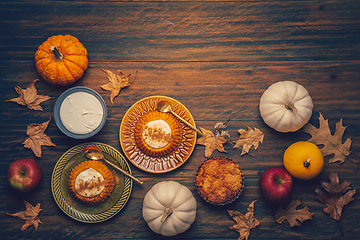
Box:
[276,177,284,185]
[303,158,311,168]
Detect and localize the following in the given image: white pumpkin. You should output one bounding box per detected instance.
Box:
[259,81,313,133]
[142,181,197,236]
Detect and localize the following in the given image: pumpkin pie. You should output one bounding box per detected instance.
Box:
[134,111,182,157]
[68,160,115,205]
[195,156,244,205]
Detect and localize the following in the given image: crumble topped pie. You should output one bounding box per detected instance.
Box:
[195,156,244,205]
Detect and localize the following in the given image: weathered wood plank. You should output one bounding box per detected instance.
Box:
[1,1,360,63]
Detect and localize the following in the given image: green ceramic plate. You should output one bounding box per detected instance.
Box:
[51,142,133,223]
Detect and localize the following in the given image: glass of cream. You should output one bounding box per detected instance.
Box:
[54,87,107,139]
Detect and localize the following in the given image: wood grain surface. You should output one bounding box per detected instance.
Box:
[1,0,360,239]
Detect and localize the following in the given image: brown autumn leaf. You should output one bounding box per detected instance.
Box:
[6,79,53,111]
[228,200,259,240]
[233,127,264,156]
[196,127,227,157]
[23,118,56,157]
[315,172,356,221]
[275,199,313,227]
[303,112,351,164]
[7,200,43,231]
[100,68,133,103]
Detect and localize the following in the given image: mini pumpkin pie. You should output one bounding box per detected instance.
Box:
[68,160,115,206]
[134,110,182,157]
[195,156,244,205]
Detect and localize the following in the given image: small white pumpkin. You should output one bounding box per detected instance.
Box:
[142,181,197,236]
[259,81,313,133]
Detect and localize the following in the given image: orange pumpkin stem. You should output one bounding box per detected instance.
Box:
[50,46,64,60]
[161,207,173,223]
[285,101,297,112]
[303,158,311,168]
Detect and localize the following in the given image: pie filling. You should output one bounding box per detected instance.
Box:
[68,160,115,205]
[142,120,172,149]
[74,168,106,198]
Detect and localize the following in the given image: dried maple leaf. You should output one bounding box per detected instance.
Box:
[23,118,55,157]
[303,112,351,164]
[233,127,264,156]
[6,79,53,111]
[315,172,356,221]
[100,68,133,103]
[7,200,43,231]
[228,200,259,240]
[275,199,313,227]
[196,127,227,157]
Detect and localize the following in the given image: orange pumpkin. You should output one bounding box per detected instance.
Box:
[35,35,88,86]
[283,141,324,180]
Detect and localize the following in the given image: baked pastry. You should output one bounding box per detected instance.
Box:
[195,156,244,205]
[68,160,115,205]
[134,110,182,157]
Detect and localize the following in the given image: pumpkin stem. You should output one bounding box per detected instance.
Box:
[161,207,173,223]
[303,158,311,168]
[285,101,297,112]
[50,46,64,60]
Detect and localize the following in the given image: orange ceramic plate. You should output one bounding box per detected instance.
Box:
[119,96,197,173]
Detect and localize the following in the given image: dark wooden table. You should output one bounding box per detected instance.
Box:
[1,1,360,239]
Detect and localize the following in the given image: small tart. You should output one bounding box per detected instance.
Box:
[68,160,115,206]
[195,156,244,205]
[134,111,182,157]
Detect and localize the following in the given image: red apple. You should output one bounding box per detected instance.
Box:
[7,159,43,192]
[259,167,292,203]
